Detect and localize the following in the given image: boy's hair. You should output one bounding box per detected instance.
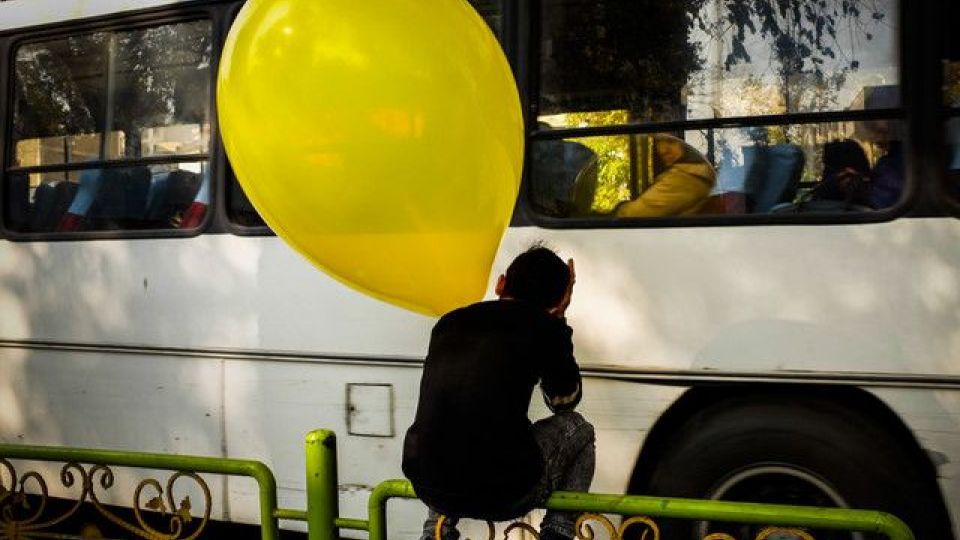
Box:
[502,245,570,310]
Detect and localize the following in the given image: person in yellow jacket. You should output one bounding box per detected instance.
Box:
[614,135,716,217]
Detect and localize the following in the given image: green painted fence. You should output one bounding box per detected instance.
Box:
[0,428,915,540]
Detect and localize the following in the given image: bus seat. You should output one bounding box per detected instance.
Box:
[144,171,172,221]
[570,154,599,216]
[28,182,60,232]
[178,167,210,229]
[697,191,748,215]
[162,170,202,224]
[26,180,76,232]
[530,139,599,217]
[5,172,30,231]
[88,169,125,225]
[52,180,79,223]
[743,144,805,213]
[57,169,103,232]
[125,166,151,220]
[90,167,150,227]
[139,169,201,226]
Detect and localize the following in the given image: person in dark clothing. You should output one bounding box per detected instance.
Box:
[402,246,595,540]
[812,139,872,208]
[868,141,904,209]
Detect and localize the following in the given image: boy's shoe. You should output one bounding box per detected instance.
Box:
[538,531,573,540]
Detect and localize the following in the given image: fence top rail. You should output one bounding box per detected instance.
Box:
[0,443,273,480]
[368,479,915,540]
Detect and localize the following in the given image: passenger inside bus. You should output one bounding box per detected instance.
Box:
[855,109,906,210]
[809,139,873,210]
[613,135,716,217]
[868,140,904,209]
[771,135,905,213]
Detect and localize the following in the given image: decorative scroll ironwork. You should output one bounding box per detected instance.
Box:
[755,528,816,540]
[432,512,818,540]
[0,458,211,540]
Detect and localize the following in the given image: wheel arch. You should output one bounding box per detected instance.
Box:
[626,383,951,531]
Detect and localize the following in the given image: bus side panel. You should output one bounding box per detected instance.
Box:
[495,220,960,377]
[0,346,228,517]
[222,360,421,532]
[0,237,433,357]
[220,359,676,535]
[871,388,960,538]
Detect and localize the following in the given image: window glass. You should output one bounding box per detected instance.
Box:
[226,167,269,229]
[112,21,212,159]
[943,0,960,200]
[530,119,905,218]
[538,0,900,126]
[4,163,209,233]
[6,20,212,234]
[13,33,108,166]
[468,0,502,38]
[532,0,904,222]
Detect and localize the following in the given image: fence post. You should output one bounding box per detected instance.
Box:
[305,429,340,540]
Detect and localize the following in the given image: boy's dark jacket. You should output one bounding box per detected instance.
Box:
[402,299,581,519]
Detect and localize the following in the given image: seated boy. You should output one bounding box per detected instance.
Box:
[402,245,595,540]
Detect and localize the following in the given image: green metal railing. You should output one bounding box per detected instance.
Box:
[0,429,916,540]
[365,479,916,540]
[0,443,281,539]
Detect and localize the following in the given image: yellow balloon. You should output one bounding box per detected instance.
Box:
[218,0,523,316]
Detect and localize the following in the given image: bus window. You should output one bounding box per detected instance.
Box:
[5,20,212,235]
[531,0,903,221]
[531,120,905,217]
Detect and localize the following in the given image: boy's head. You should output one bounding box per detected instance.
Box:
[496,245,570,310]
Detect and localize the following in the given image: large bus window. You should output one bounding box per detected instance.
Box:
[531,120,905,218]
[531,0,903,221]
[5,20,212,235]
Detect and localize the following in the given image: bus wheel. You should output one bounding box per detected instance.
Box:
[640,395,950,540]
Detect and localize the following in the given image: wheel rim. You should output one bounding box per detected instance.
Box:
[696,463,864,540]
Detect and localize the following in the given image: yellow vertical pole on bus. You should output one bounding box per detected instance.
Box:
[306,429,340,540]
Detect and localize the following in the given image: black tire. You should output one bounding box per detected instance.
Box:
[640,395,951,539]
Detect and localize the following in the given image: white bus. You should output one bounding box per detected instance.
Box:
[1,0,958,538]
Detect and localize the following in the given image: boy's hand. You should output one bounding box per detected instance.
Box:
[548,259,575,318]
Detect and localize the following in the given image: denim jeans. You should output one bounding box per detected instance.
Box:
[419,411,596,540]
